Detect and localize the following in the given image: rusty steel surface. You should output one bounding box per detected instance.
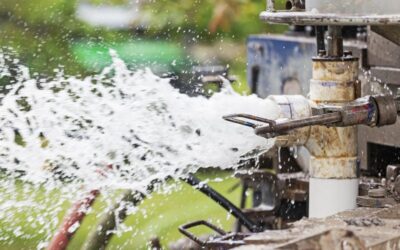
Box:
[305,123,357,178]
[307,55,360,217]
[307,124,357,157]
[254,112,341,140]
[312,60,358,81]
[374,95,398,126]
[234,205,400,250]
[310,80,356,103]
[306,58,359,179]
[309,156,358,179]
[259,11,400,26]
[310,59,358,103]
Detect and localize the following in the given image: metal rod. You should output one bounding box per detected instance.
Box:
[255,112,342,137]
[326,26,343,57]
[184,174,263,233]
[179,220,227,246]
[236,183,248,232]
[223,114,276,129]
[315,26,326,53]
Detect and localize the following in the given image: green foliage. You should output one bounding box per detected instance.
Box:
[0,171,247,250]
[0,0,287,76]
[142,0,287,40]
[0,0,132,75]
[88,0,130,5]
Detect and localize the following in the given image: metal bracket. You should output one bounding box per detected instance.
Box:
[224,112,341,139]
[223,114,277,129]
[179,220,226,246]
[178,220,249,249]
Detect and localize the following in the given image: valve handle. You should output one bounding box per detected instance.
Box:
[222,114,277,129]
[224,95,400,139]
[224,112,342,139]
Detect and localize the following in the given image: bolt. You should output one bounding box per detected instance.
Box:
[318,50,326,57]
[344,50,353,57]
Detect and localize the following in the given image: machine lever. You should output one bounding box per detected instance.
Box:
[224,95,400,139]
[224,112,341,139]
[223,114,276,129]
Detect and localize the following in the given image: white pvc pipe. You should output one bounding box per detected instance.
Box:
[309,178,359,218]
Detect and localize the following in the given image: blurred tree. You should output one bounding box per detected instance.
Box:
[88,0,130,4]
[142,0,287,40]
[0,0,287,76]
[0,0,132,76]
[209,0,242,33]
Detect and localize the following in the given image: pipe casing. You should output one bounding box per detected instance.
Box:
[307,59,359,179]
[308,58,359,218]
[269,58,360,218]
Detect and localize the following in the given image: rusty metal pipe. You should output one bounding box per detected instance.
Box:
[307,50,359,218]
[254,112,341,138]
[326,26,343,57]
[316,26,326,53]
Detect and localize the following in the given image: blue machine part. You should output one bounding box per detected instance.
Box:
[247,34,316,98]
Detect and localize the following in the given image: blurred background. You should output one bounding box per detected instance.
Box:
[0,0,288,249]
[0,0,286,92]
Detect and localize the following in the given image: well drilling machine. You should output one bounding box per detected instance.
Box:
[177,0,400,249]
[47,1,400,249]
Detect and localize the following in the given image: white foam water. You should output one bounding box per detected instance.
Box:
[0,50,277,246]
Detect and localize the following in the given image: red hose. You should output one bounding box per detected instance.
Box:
[47,189,100,250]
[47,165,113,249]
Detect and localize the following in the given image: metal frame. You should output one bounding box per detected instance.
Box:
[260,11,400,26]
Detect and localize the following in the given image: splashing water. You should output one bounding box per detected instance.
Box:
[0,50,277,246]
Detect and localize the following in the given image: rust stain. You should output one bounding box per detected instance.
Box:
[307,126,356,158]
[313,61,358,82]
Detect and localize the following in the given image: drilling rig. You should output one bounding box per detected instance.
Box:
[177,0,400,249]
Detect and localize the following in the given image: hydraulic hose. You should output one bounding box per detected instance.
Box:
[184,174,264,233]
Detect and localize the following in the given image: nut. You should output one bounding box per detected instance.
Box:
[368,188,386,198]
